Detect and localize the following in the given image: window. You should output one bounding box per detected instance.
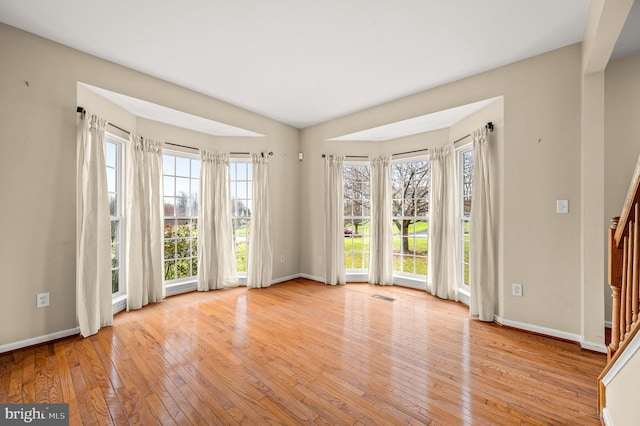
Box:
[392,158,430,276]
[230,160,251,273]
[457,147,473,290]
[163,154,200,282]
[343,163,371,270]
[106,136,124,296]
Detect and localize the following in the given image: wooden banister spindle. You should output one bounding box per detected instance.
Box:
[627,224,634,337]
[633,204,639,325]
[609,217,622,358]
[620,235,628,346]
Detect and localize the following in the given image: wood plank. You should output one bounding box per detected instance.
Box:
[0,279,606,424]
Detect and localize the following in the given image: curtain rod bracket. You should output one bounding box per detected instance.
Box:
[486,122,494,132]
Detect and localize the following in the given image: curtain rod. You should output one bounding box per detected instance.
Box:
[321,154,368,159]
[77,106,273,156]
[452,121,495,145]
[322,122,494,159]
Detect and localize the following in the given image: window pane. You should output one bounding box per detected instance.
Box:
[112,243,119,268]
[110,220,118,244]
[164,261,176,281]
[458,148,473,290]
[105,143,116,168]
[230,161,252,274]
[236,256,247,273]
[191,160,201,178]
[164,176,175,196]
[176,219,190,237]
[191,258,198,276]
[176,157,190,177]
[176,259,190,278]
[175,195,188,216]
[392,159,430,277]
[164,197,175,216]
[236,182,247,199]
[191,179,199,197]
[176,177,189,197]
[164,240,176,260]
[112,269,119,294]
[163,155,175,175]
[109,194,117,216]
[176,238,190,258]
[236,162,247,179]
[106,168,116,193]
[161,151,200,280]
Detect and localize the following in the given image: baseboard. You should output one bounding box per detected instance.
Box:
[0,327,80,354]
[299,273,325,283]
[494,315,582,343]
[580,339,608,353]
[494,315,608,353]
[271,274,302,285]
[605,320,612,328]
[602,407,613,426]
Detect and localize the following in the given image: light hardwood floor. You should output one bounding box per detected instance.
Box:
[0,278,606,425]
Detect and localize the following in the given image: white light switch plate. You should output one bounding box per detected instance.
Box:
[556,200,569,214]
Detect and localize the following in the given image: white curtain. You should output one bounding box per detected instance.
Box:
[428,145,458,300]
[368,155,394,285]
[76,113,113,337]
[324,155,346,285]
[469,128,495,321]
[125,135,165,310]
[198,151,238,291]
[247,153,273,288]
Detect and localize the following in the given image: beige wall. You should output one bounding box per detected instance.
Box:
[301,45,585,335]
[0,23,299,346]
[604,53,640,322]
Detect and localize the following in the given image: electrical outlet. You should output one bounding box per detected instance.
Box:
[512,283,523,297]
[280,255,285,263]
[317,255,323,264]
[37,292,50,308]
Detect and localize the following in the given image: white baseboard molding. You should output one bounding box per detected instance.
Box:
[580,339,608,353]
[493,315,587,345]
[299,273,325,283]
[271,274,302,285]
[0,327,80,354]
[605,320,612,328]
[602,407,613,426]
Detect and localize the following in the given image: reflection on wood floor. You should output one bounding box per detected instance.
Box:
[0,278,606,425]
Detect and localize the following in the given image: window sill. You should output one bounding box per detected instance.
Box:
[393,274,427,290]
[458,287,470,305]
[113,294,127,315]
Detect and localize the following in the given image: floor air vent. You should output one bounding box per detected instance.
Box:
[372,294,395,302]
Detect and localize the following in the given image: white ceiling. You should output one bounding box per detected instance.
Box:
[0,0,589,128]
[1,0,634,130]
